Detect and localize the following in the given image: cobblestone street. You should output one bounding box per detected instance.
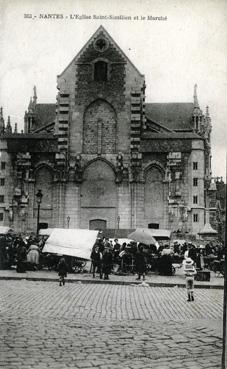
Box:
[0,280,223,369]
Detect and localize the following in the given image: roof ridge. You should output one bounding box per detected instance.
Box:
[146,102,193,105]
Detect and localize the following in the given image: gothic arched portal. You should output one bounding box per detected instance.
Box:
[80,160,117,229]
[144,166,164,228]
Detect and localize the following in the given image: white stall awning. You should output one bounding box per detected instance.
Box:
[42,228,99,260]
[148,229,171,239]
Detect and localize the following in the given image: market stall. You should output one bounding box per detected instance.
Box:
[0,227,14,269]
[42,228,99,260]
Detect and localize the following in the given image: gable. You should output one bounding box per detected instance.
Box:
[145,118,172,133]
[59,26,143,78]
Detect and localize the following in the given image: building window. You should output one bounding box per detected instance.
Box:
[1,162,6,170]
[195,116,199,130]
[193,162,198,170]
[193,178,198,186]
[0,213,3,221]
[193,195,198,204]
[193,213,199,222]
[94,38,109,52]
[0,178,5,186]
[0,195,4,203]
[94,61,108,82]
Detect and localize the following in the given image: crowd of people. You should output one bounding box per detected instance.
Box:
[0,232,224,282]
[91,237,225,278]
[90,239,147,280]
[0,233,47,272]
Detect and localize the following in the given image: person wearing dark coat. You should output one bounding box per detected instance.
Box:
[102,247,113,280]
[16,237,27,273]
[188,245,197,265]
[135,244,146,281]
[113,239,121,262]
[90,245,103,279]
[58,257,68,286]
[158,245,173,276]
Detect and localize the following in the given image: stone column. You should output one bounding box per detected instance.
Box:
[65,182,80,228]
[117,182,131,229]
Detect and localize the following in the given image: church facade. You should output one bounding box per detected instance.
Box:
[0,26,213,236]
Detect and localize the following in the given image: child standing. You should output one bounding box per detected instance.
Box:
[183,257,197,302]
[135,244,146,281]
[58,257,68,286]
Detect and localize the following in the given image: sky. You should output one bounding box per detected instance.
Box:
[0,0,227,179]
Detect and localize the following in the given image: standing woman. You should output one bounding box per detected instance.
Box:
[90,245,103,279]
[102,246,113,280]
[135,244,146,281]
[16,236,27,273]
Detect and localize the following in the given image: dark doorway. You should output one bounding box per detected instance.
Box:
[148,223,159,229]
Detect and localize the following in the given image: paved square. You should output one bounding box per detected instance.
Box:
[0,280,223,368]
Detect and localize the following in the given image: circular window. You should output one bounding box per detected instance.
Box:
[94,38,109,52]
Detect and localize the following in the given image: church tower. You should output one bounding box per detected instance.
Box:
[0,107,5,135]
[55,26,146,229]
[192,84,203,133]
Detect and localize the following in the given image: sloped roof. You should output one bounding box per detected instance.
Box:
[6,134,58,153]
[35,104,56,127]
[142,132,202,140]
[145,103,194,130]
[33,121,55,134]
[145,119,172,133]
[198,223,218,235]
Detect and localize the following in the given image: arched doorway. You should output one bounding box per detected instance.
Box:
[145,166,164,228]
[89,219,107,230]
[80,160,117,229]
[34,166,53,228]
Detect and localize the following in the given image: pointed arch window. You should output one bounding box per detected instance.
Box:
[195,116,199,130]
[94,61,108,82]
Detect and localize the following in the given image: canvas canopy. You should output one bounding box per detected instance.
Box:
[0,226,13,234]
[42,228,99,260]
[148,229,171,240]
[128,228,157,246]
[39,228,55,236]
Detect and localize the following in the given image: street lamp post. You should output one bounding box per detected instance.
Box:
[36,189,43,236]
